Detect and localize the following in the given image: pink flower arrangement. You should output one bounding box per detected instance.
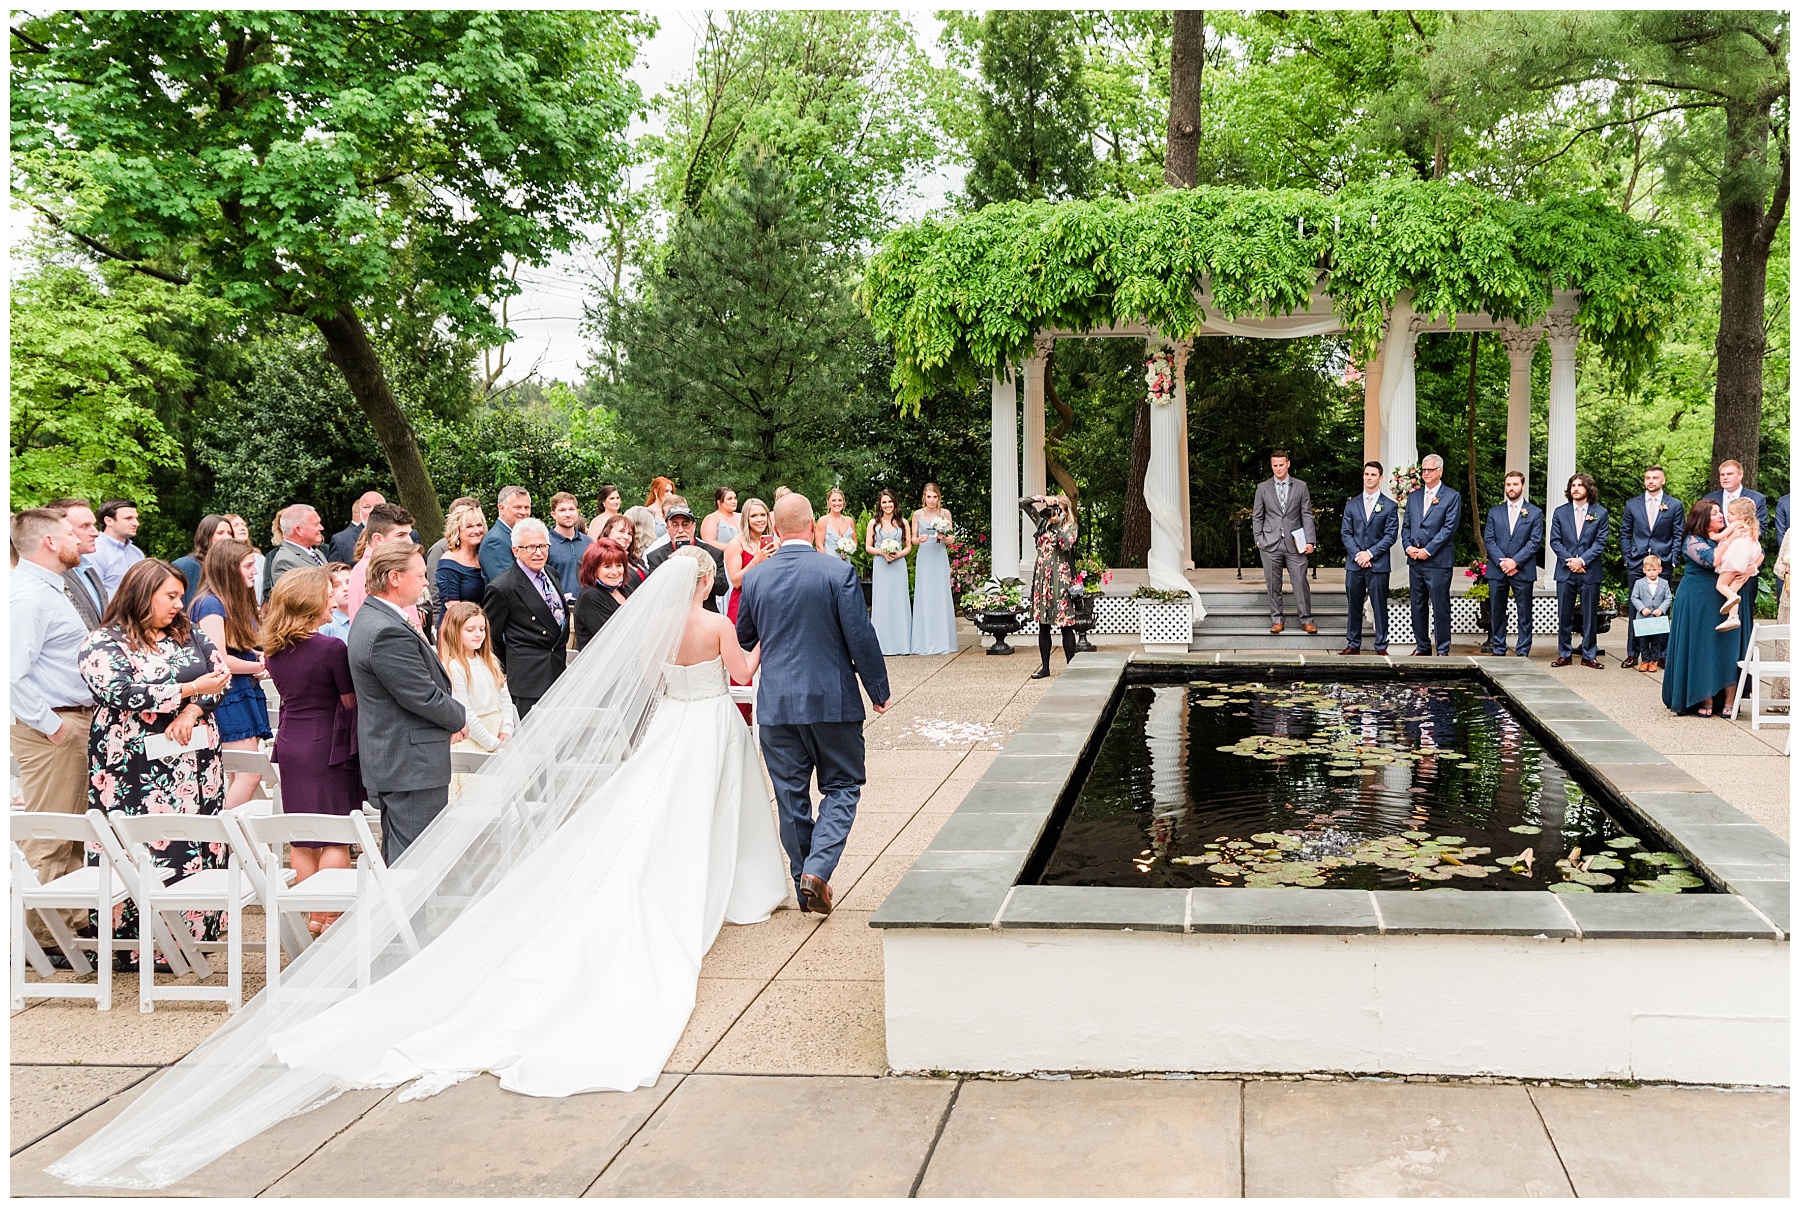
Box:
[1145,350,1176,406]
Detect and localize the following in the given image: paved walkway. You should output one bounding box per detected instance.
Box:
[11,624,1788,1196]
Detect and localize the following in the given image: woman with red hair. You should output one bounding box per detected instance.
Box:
[573,538,636,650]
[644,477,676,541]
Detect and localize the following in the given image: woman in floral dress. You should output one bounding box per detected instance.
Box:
[79,559,231,968]
[1021,494,1079,679]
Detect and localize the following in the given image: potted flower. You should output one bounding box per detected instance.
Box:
[1132,584,1193,653]
[1464,563,1490,630]
[961,579,1026,655]
[1068,553,1111,652]
[1596,588,1618,634]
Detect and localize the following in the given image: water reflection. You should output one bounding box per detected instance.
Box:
[1038,676,1703,894]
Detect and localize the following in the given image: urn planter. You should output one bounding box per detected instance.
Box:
[973,610,1024,655]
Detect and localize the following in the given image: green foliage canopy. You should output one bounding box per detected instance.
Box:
[863,178,1688,408]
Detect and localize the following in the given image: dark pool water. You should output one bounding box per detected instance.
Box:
[1036,676,1707,894]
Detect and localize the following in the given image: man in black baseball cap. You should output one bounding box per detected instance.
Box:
[644,495,730,610]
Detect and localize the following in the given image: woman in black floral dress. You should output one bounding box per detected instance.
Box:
[79,559,232,969]
[1020,494,1079,679]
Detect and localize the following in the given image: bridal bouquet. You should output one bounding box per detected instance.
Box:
[878,537,902,558]
[834,534,857,558]
[923,516,953,540]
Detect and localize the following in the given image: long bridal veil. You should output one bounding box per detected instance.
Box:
[49,558,705,1190]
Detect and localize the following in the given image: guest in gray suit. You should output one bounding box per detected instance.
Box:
[346,541,468,863]
[267,504,328,590]
[1252,450,1317,634]
[46,498,109,629]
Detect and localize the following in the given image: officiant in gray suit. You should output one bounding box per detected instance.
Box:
[1252,450,1318,634]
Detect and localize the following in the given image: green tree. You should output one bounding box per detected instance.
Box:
[9,254,197,512]
[604,152,863,499]
[944,10,1098,206]
[11,9,651,538]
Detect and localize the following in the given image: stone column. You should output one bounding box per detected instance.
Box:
[990,368,1020,581]
[1497,327,1541,497]
[1544,312,1579,573]
[1375,300,1423,588]
[1361,356,1383,468]
[1145,337,1202,612]
[1174,339,1194,568]
[1019,335,1050,580]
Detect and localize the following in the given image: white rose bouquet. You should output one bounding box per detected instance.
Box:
[878,537,902,559]
[923,516,953,540]
[834,534,857,558]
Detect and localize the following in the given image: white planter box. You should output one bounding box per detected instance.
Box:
[1137,600,1194,653]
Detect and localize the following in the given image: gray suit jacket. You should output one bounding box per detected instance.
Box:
[346,598,466,793]
[1252,477,1316,553]
[62,565,108,631]
[268,541,324,589]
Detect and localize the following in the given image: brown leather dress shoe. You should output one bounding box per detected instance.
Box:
[799,873,834,916]
[1269,622,1284,634]
[1303,622,1318,634]
[1338,647,1360,656]
[1551,656,1573,667]
[1580,657,1604,669]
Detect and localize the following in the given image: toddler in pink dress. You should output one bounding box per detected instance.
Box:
[1714,497,1764,632]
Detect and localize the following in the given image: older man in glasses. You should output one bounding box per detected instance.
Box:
[483,517,571,718]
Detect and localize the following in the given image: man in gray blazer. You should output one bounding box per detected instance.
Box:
[46,498,108,628]
[266,503,327,595]
[347,541,468,864]
[1251,450,1318,634]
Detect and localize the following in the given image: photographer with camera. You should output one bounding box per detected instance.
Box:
[1020,494,1080,679]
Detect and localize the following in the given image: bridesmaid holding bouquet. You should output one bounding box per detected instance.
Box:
[866,488,912,655]
[908,483,958,655]
[815,488,860,563]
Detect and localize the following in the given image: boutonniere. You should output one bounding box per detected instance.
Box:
[1657,502,1668,513]
[1373,503,1384,513]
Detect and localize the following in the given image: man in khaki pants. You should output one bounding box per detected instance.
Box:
[11,509,98,951]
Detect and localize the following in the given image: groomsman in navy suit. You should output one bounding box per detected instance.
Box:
[1702,459,1771,659]
[1481,470,1544,657]
[1618,465,1685,668]
[1402,454,1462,656]
[1550,472,1610,668]
[1339,460,1399,654]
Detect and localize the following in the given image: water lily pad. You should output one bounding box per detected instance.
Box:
[1215,745,1241,753]
[1416,869,1454,881]
[1656,872,1706,889]
[1570,871,1616,886]
[1587,854,1626,871]
[1605,836,1641,849]
[1402,831,1432,840]
[1296,876,1328,887]
[1507,825,1542,834]
[1448,866,1491,879]
[1211,864,1244,876]
[1171,855,1206,865]
[1327,770,1361,777]
[1630,881,1681,894]
[1250,832,1282,844]
[1435,836,1467,845]
[1547,882,1594,893]
[1457,762,1479,770]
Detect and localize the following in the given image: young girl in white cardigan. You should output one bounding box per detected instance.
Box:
[437,602,517,781]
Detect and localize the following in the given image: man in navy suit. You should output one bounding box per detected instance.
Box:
[1402,454,1462,656]
[1339,460,1399,654]
[1702,459,1771,659]
[1481,470,1545,657]
[1550,472,1610,668]
[736,493,891,917]
[1618,465,1685,668]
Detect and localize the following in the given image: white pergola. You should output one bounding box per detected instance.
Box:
[988,287,1581,590]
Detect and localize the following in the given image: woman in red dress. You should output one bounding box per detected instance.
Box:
[722,498,776,721]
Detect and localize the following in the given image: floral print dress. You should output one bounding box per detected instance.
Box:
[1021,498,1077,626]
[79,626,229,956]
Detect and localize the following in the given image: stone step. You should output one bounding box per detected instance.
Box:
[1187,632,1348,652]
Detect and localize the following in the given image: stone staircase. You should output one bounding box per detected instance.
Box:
[1188,583,1351,651]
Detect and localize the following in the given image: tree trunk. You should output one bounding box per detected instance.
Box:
[1465,332,1485,561]
[1120,398,1152,566]
[1164,11,1204,188]
[1710,102,1786,490]
[313,303,446,541]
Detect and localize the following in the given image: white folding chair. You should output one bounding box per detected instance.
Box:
[9,810,187,1010]
[241,812,420,993]
[450,749,493,774]
[1730,622,1791,729]
[221,748,282,819]
[110,813,261,1012]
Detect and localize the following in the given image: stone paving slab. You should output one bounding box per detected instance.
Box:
[695,980,886,1076]
[11,998,237,1067]
[666,978,763,1073]
[587,1074,952,1198]
[267,1072,677,1198]
[11,1073,392,1198]
[1241,1081,1573,1197]
[777,910,884,981]
[10,1065,152,1156]
[1528,1085,1789,1197]
[696,908,819,981]
[916,1076,1241,1197]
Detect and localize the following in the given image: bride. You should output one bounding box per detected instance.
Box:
[51,549,790,1188]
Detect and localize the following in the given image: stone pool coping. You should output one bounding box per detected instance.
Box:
[869,651,1790,942]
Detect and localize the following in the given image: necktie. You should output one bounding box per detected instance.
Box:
[1275,480,1289,510]
[1364,493,1377,520]
[1509,503,1520,534]
[1576,505,1587,528]
[529,568,566,626]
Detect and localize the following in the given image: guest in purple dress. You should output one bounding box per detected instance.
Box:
[261,566,362,935]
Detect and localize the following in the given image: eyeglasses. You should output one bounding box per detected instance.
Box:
[516,544,550,554]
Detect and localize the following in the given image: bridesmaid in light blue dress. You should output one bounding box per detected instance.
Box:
[703,487,740,612]
[814,488,859,564]
[867,488,913,656]
[909,483,958,655]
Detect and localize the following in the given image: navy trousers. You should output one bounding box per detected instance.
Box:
[1488,578,1533,656]
[1558,579,1602,660]
[1343,564,1388,652]
[1409,564,1453,654]
[758,721,865,891]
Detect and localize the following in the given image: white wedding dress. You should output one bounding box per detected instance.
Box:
[272,657,789,1097]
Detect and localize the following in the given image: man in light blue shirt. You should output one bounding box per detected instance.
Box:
[11,509,99,949]
[86,499,144,596]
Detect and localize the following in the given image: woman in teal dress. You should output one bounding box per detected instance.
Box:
[1662,500,1741,716]
[908,483,958,655]
[866,489,912,655]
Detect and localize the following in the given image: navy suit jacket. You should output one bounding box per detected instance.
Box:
[1702,488,1770,541]
[1340,494,1399,573]
[1619,494,1685,569]
[1483,502,1544,583]
[477,520,515,583]
[1403,486,1462,570]
[1777,494,1790,547]
[736,543,890,727]
[1549,503,1609,584]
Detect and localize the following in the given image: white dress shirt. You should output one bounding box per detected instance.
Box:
[1362,491,1379,520]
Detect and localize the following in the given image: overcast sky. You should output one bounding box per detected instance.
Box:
[499,10,962,386]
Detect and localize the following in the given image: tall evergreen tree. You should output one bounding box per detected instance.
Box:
[605,152,861,498]
[953,10,1097,206]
